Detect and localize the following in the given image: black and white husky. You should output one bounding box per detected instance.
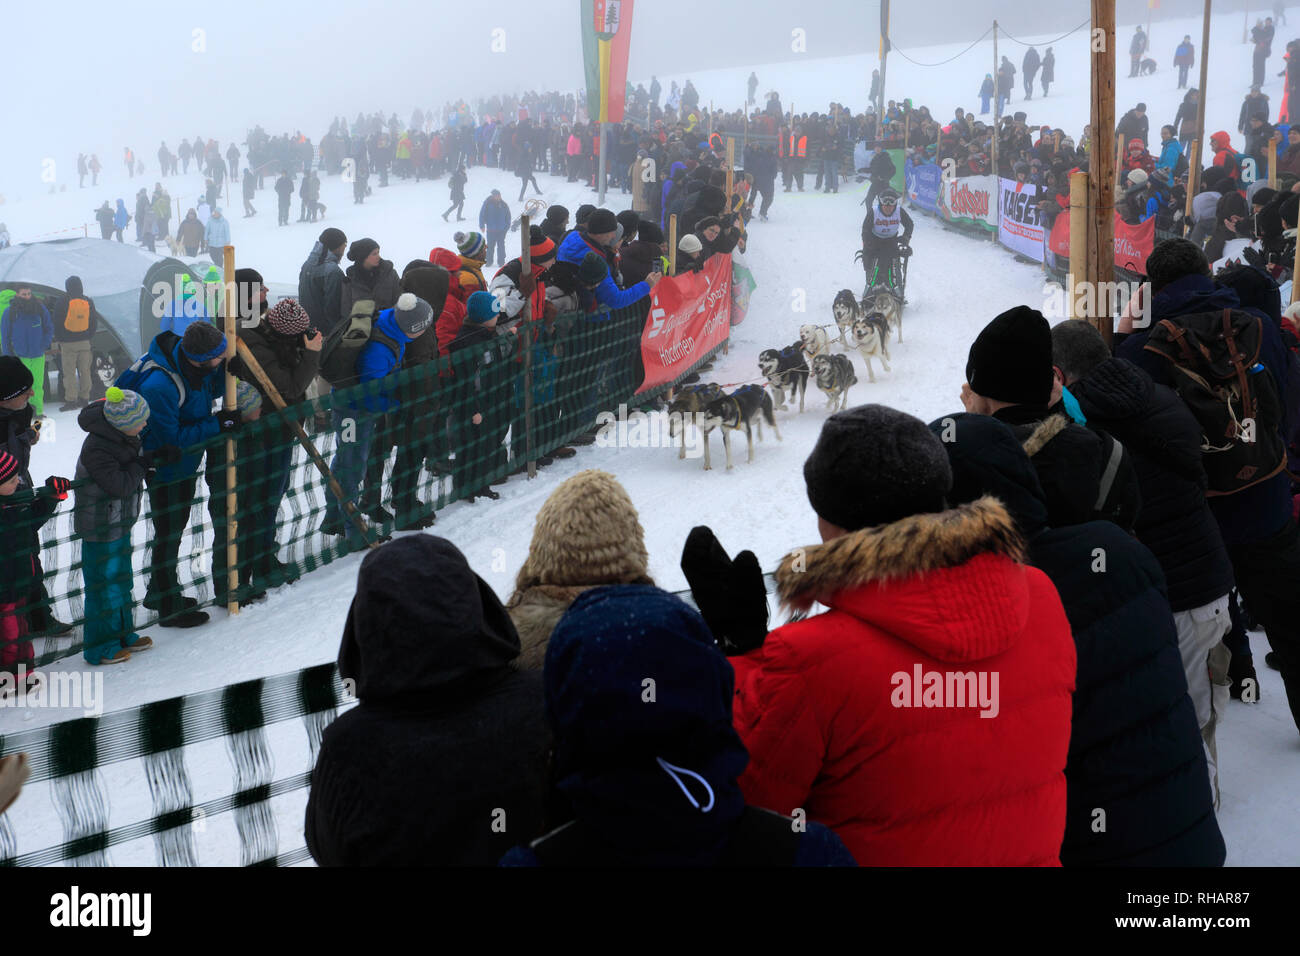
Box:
[701,384,781,471]
[863,287,904,343]
[758,343,809,413]
[667,382,725,461]
[851,314,892,383]
[811,353,858,410]
[832,289,861,348]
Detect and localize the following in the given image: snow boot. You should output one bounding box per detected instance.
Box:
[122,635,153,652]
[1229,653,1261,702]
[1266,651,1280,671]
[157,604,210,629]
[90,649,131,665]
[365,504,395,524]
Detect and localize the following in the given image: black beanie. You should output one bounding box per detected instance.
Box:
[803,404,953,531]
[319,227,347,251]
[578,252,609,285]
[616,210,640,237]
[545,205,569,224]
[233,267,265,320]
[575,204,597,226]
[348,237,379,264]
[0,355,34,401]
[638,220,665,244]
[586,208,618,234]
[965,306,1054,407]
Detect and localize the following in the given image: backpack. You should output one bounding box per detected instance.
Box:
[1144,307,1287,495]
[64,297,91,334]
[117,356,187,406]
[527,807,802,866]
[318,298,400,387]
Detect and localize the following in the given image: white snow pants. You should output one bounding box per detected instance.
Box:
[1173,593,1232,810]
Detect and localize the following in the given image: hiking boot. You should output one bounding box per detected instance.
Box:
[365,505,395,524]
[143,589,198,612]
[34,617,74,636]
[59,402,80,412]
[259,557,301,587]
[89,649,131,665]
[1265,651,1280,671]
[552,446,577,459]
[216,584,267,606]
[122,635,153,652]
[569,434,597,446]
[318,515,346,537]
[395,509,437,531]
[1229,653,1261,702]
[469,489,501,502]
[158,606,210,629]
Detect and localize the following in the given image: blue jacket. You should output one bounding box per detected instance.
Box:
[499,584,856,867]
[478,197,511,232]
[1,298,55,358]
[114,199,130,230]
[1117,273,1292,545]
[204,213,231,248]
[1155,139,1183,172]
[556,230,649,312]
[115,331,224,482]
[351,308,413,414]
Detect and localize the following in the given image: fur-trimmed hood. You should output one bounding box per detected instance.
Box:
[507,584,595,671]
[775,497,1032,663]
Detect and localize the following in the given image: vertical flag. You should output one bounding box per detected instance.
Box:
[581,0,635,123]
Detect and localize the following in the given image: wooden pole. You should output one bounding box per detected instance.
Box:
[1184,139,1200,235]
[1090,0,1116,347]
[1068,171,1089,320]
[221,245,239,614]
[725,139,735,199]
[1192,0,1213,203]
[879,0,889,120]
[1116,133,1126,191]
[992,21,1000,179]
[1269,132,1280,188]
[668,214,678,275]
[233,341,378,548]
[904,101,911,152]
[520,215,537,480]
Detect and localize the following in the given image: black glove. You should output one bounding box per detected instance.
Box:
[217,409,242,433]
[142,445,183,468]
[44,476,71,500]
[680,525,769,656]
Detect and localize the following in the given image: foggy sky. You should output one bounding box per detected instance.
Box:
[1,0,1246,194]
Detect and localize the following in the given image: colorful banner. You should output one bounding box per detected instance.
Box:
[637,253,732,393]
[730,251,758,326]
[581,0,635,124]
[998,178,1047,261]
[939,174,999,231]
[887,149,906,194]
[904,161,943,213]
[1047,209,1156,274]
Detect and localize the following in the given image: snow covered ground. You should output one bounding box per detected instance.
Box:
[3,8,1299,865]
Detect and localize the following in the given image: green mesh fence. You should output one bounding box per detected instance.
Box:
[5,289,724,672]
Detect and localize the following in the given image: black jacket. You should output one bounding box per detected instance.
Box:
[0,488,57,605]
[934,413,1225,867]
[1117,109,1150,148]
[0,404,36,488]
[992,403,1142,531]
[305,535,549,866]
[1068,358,1234,612]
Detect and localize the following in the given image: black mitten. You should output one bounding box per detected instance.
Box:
[681,525,770,655]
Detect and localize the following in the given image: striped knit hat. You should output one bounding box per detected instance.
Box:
[235,380,262,416]
[455,230,486,260]
[0,450,20,485]
[103,386,150,433]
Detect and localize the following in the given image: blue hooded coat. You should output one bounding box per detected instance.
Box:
[500,584,855,866]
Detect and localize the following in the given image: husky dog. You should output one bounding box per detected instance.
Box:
[863,287,904,343]
[831,289,861,347]
[758,343,809,413]
[667,382,725,461]
[851,314,892,383]
[701,384,781,471]
[1139,57,1158,76]
[799,323,831,363]
[165,235,186,257]
[811,353,858,411]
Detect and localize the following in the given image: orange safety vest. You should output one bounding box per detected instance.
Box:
[787,134,807,158]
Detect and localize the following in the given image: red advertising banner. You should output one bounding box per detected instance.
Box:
[1048,210,1156,274]
[636,253,732,393]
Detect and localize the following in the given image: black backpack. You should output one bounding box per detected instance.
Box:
[317,298,399,388]
[1144,307,1287,495]
[528,807,802,866]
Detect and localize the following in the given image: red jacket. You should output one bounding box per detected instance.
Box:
[429,247,469,356]
[731,498,1076,866]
